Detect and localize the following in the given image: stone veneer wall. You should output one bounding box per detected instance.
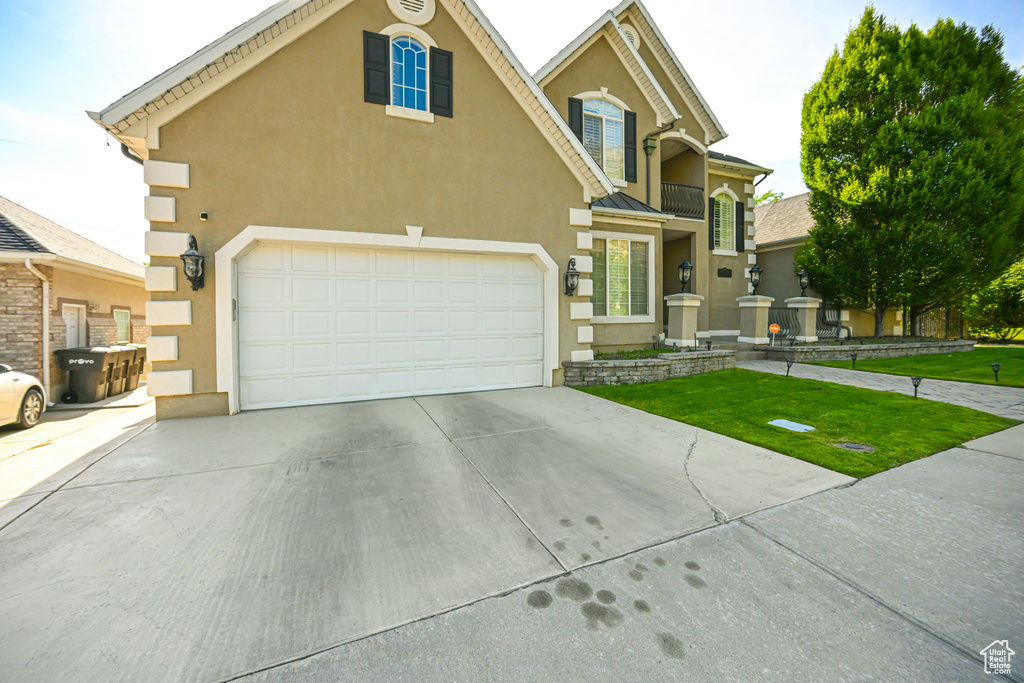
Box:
[563,351,735,387]
[758,339,975,362]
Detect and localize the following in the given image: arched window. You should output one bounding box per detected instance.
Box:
[392,36,427,111]
[582,99,625,181]
[713,192,735,250]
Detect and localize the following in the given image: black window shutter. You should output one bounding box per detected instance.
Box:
[364,31,390,105]
[568,98,583,141]
[430,47,453,117]
[708,197,716,249]
[735,201,745,252]
[624,111,637,183]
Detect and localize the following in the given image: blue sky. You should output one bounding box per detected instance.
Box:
[1,0,1021,262]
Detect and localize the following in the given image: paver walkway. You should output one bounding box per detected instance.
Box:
[739,359,1024,421]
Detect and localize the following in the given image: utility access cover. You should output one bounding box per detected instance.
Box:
[768,419,815,433]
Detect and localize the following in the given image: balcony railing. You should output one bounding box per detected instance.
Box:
[661,182,705,220]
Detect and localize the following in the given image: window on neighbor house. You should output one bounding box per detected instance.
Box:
[582,99,625,181]
[114,309,131,344]
[591,236,651,318]
[713,193,735,250]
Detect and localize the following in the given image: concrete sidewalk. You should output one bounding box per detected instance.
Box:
[244,444,1022,682]
[739,359,1024,420]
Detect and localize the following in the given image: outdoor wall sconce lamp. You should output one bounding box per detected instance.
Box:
[180,235,205,291]
[564,258,580,296]
[750,265,763,295]
[678,261,693,292]
[991,363,1002,382]
[911,376,923,398]
[797,268,810,297]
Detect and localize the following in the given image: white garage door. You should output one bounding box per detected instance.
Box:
[237,243,545,410]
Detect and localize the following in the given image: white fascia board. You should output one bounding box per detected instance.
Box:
[615,0,727,141]
[609,17,680,121]
[97,0,308,126]
[534,11,615,83]
[459,0,615,198]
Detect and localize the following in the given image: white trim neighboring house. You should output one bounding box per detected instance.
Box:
[215,225,561,414]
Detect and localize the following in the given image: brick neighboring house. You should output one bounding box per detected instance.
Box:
[0,195,149,398]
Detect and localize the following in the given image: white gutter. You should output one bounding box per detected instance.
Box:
[24,259,50,401]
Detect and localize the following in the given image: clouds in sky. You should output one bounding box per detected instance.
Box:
[0,0,1020,262]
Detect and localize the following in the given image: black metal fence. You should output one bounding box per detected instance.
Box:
[816,306,849,339]
[661,182,704,219]
[768,307,801,340]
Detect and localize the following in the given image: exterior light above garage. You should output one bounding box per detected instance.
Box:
[180,235,205,291]
[564,258,580,296]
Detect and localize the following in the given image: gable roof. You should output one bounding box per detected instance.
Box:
[753,192,814,246]
[534,12,680,126]
[89,0,615,200]
[0,195,145,278]
[613,0,727,143]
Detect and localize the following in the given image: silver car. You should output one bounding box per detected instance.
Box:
[0,364,46,429]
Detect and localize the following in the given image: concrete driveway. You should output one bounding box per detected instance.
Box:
[0,387,850,681]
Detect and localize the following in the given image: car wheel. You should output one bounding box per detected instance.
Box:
[17,388,44,429]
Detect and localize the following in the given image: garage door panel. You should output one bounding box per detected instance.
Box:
[239,244,544,410]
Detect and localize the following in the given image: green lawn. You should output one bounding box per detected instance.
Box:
[578,369,1015,478]
[810,347,1024,388]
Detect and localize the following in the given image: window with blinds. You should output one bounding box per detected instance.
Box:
[590,237,650,318]
[582,99,625,181]
[714,194,735,250]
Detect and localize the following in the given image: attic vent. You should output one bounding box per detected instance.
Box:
[621,23,641,50]
[387,0,435,25]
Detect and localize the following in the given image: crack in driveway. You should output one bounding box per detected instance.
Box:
[682,431,728,524]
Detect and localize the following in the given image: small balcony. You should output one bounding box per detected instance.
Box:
[661,182,705,220]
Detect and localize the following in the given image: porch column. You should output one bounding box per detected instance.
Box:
[785,296,822,343]
[736,295,775,344]
[664,293,703,347]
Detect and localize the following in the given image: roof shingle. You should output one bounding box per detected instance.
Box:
[753,192,814,246]
[0,195,144,277]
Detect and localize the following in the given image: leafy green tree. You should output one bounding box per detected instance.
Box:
[797,8,1024,336]
[965,259,1024,341]
[755,190,784,206]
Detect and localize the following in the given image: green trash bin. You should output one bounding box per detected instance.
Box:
[55,346,118,404]
[107,345,136,397]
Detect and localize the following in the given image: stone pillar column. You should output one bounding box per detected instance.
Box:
[736,295,775,344]
[664,293,703,347]
[785,296,822,343]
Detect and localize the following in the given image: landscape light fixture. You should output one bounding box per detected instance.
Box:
[785,359,794,377]
[564,258,580,296]
[991,363,1002,382]
[678,261,693,292]
[180,235,205,291]
[850,352,858,370]
[749,265,763,295]
[706,341,713,351]
[911,376,923,398]
[797,268,810,297]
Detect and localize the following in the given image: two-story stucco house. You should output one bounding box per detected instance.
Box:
[89,0,769,420]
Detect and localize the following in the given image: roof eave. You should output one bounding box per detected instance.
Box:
[592,207,675,223]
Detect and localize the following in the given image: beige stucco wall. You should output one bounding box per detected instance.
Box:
[148,0,592,416]
[704,170,756,335]
[542,34,661,206]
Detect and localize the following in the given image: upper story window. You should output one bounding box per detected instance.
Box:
[363,27,453,121]
[568,93,637,185]
[713,192,736,251]
[392,36,427,111]
[583,99,625,181]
